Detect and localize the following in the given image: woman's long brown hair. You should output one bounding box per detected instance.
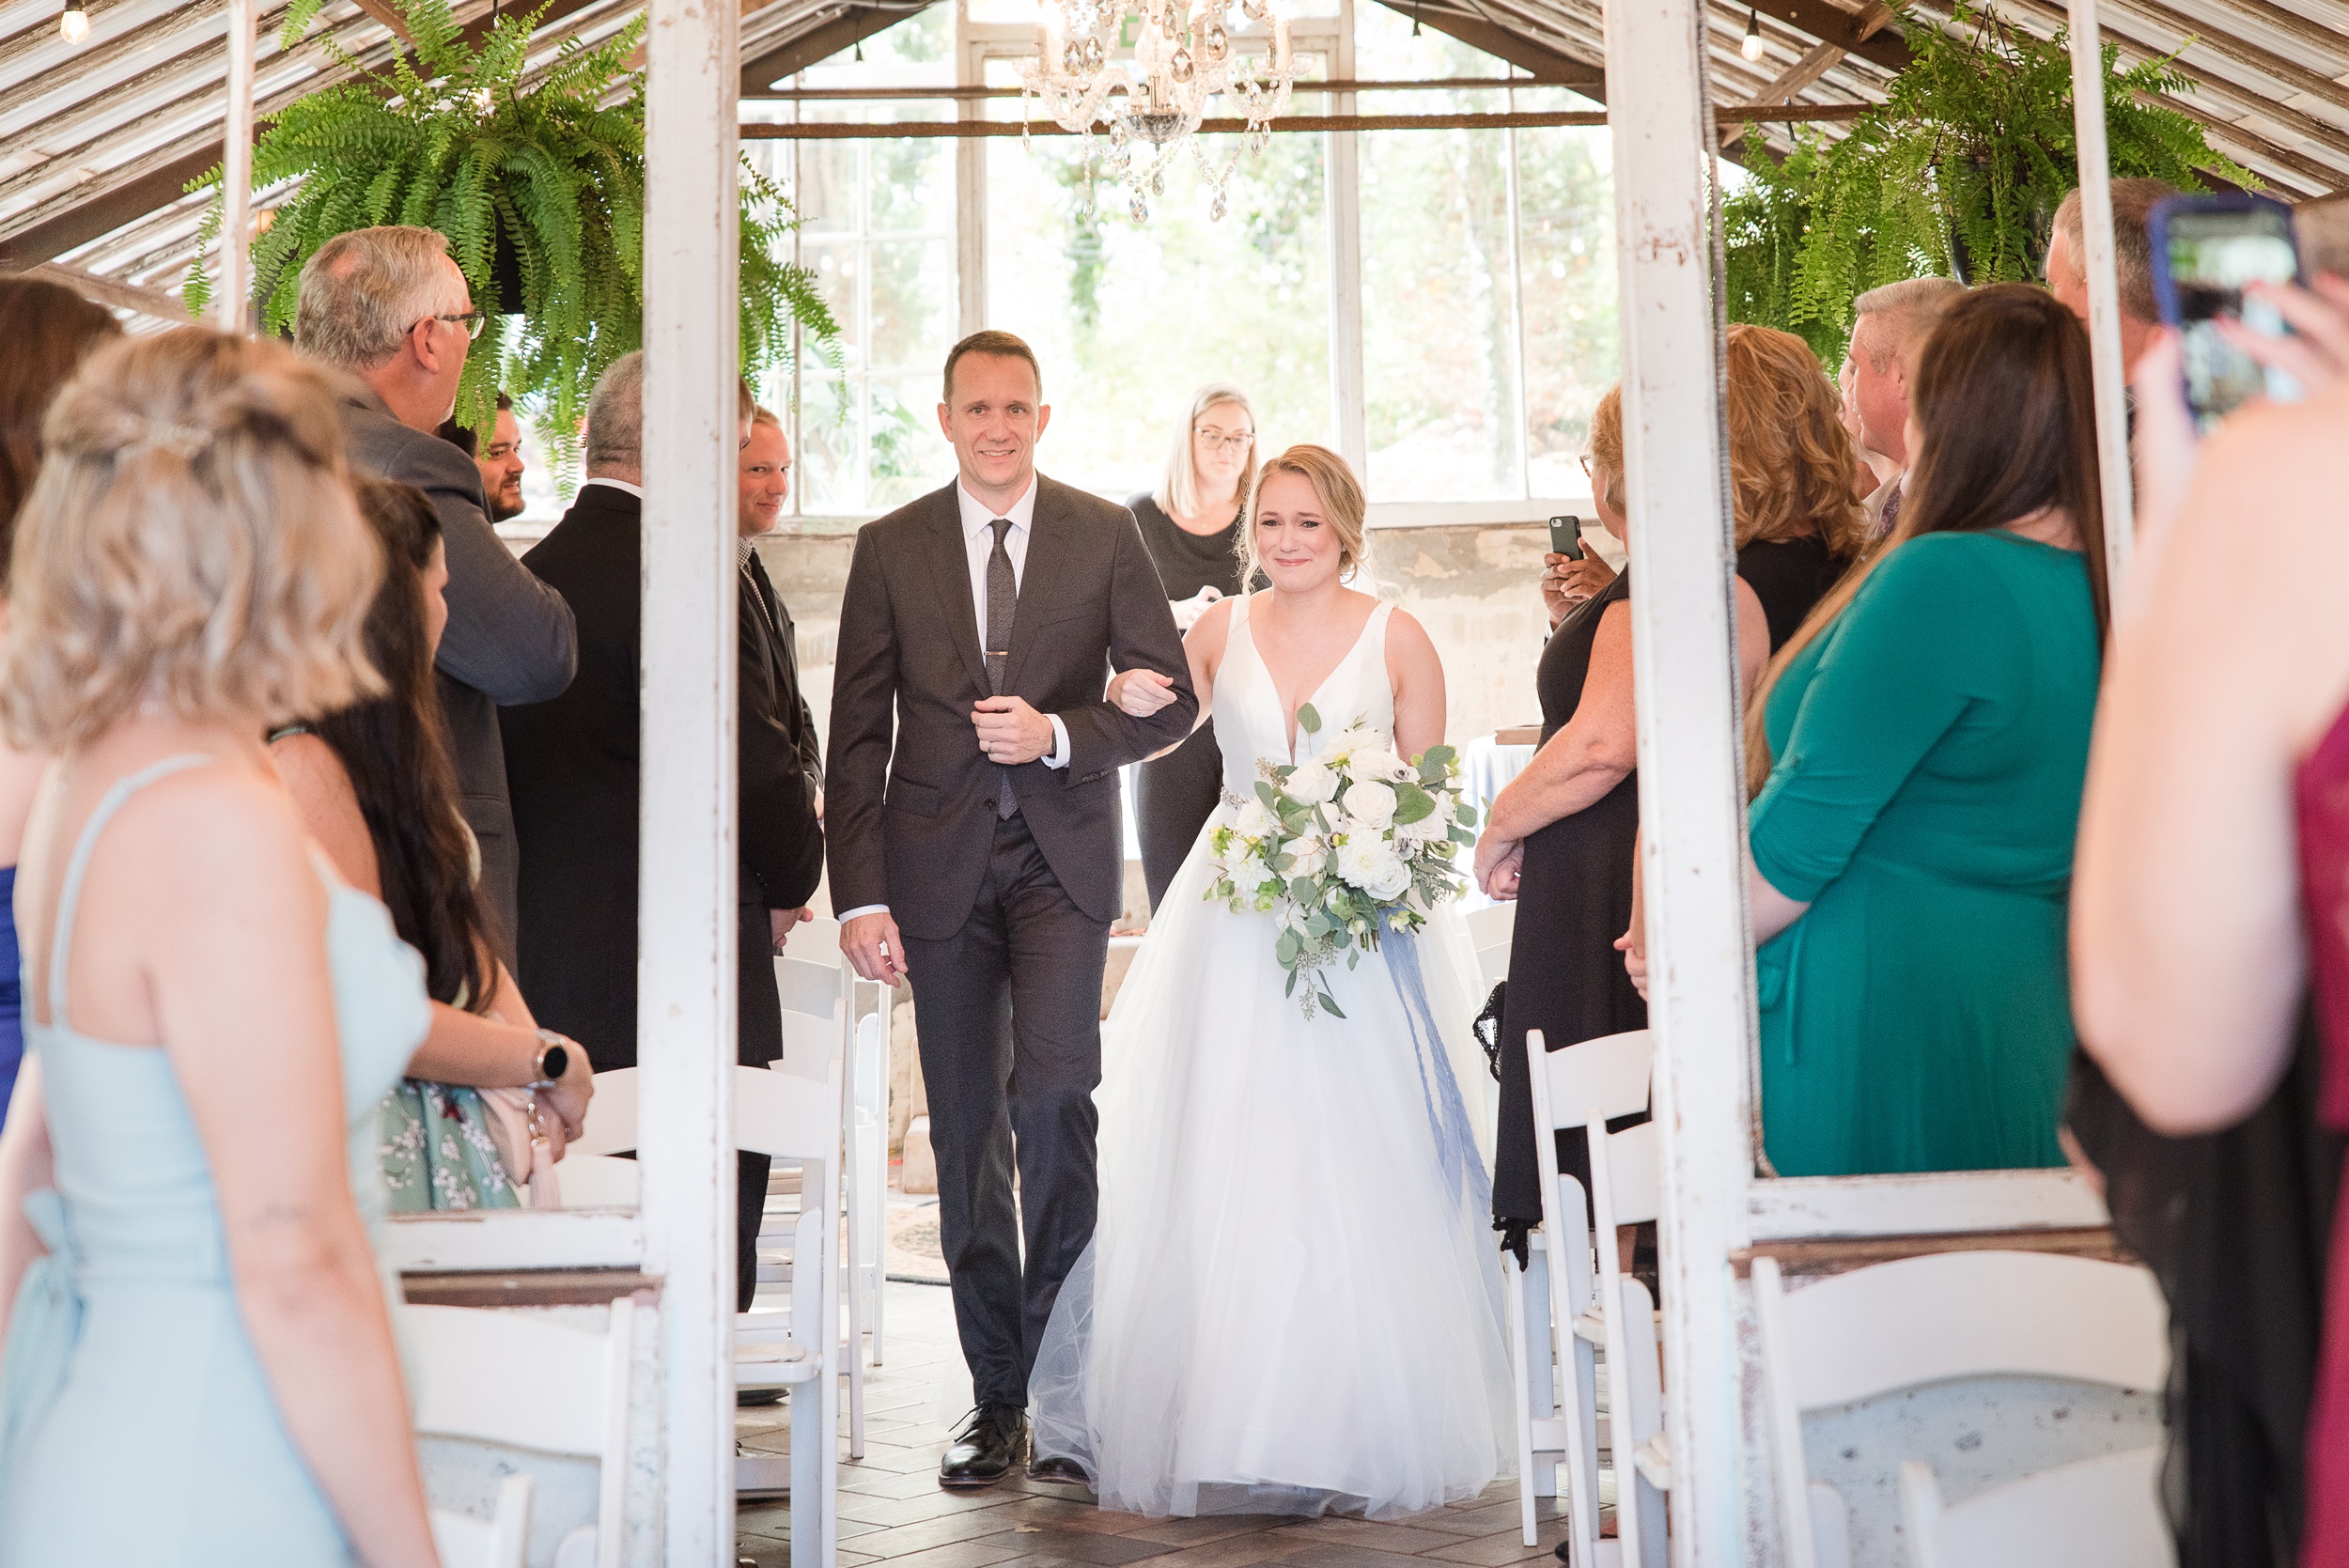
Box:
[1743,284,2109,792]
[0,277,120,552]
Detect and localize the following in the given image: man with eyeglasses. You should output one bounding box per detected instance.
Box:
[295,225,578,956]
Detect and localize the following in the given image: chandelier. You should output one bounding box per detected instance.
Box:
[1017,0,1299,222]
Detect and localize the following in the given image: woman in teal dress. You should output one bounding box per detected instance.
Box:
[0,331,440,1564]
[1742,285,2111,1177]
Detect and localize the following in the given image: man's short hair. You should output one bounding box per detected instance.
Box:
[2298,193,2349,282]
[584,351,646,474]
[1850,276,1967,373]
[2053,179,2178,324]
[737,376,757,427]
[293,225,464,370]
[436,391,516,458]
[941,330,1042,404]
[752,404,785,430]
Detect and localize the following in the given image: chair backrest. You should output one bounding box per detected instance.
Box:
[775,952,846,1080]
[409,1297,635,1568]
[1526,1029,1653,1135]
[1592,1119,1661,1229]
[1903,1448,2170,1568]
[570,1065,640,1157]
[556,1153,642,1208]
[429,1475,531,1568]
[734,1056,843,1164]
[1754,1250,2169,1568]
[1757,1250,2169,1413]
[1466,901,1515,988]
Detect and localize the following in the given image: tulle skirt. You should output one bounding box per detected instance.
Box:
[1031,831,1514,1519]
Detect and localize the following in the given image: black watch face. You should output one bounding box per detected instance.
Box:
[542,1043,570,1080]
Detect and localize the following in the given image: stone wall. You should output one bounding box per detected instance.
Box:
[754,520,1555,767]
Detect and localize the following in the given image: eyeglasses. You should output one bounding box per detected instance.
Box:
[1194,427,1253,453]
[428,309,488,340]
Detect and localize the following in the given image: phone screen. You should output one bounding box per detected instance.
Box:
[2164,207,2301,432]
[1548,515,1584,561]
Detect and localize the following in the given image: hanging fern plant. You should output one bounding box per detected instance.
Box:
[186,0,836,455]
[1722,3,2251,360]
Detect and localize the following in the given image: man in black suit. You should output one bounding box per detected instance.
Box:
[829,331,1197,1488]
[739,406,824,807]
[501,351,823,1312]
[293,225,578,955]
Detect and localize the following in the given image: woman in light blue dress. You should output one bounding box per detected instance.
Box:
[0,329,440,1566]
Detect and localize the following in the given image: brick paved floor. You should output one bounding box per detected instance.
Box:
[735,1276,1574,1567]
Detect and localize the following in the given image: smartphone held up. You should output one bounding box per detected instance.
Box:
[2150,194,2306,433]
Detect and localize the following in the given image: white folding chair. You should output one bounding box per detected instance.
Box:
[1517,1026,1654,1563]
[408,1296,635,1568]
[1902,1447,2170,1568]
[1466,900,1516,990]
[772,946,868,1458]
[1752,1250,2170,1568]
[1581,1118,1668,1568]
[781,921,890,1368]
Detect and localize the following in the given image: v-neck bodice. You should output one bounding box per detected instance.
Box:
[1216,594,1395,787]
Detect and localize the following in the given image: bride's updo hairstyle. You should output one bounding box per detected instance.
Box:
[2,327,384,751]
[1242,442,1372,586]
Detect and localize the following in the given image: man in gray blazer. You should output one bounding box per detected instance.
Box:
[829,331,1197,1490]
[294,225,578,953]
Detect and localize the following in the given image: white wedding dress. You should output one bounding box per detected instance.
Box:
[1031,594,1515,1520]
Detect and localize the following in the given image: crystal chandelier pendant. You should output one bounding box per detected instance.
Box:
[1017,0,1299,221]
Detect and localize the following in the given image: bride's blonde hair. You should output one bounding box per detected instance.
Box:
[1240,443,1372,586]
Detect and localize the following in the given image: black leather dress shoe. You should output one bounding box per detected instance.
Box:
[939,1405,1029,1489]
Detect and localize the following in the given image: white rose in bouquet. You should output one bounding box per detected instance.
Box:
[1394,808,1450,843]
[1341,779,1398,829]
[1232,797,1275,839]
[1285,759,1341,805]
[1286,831,1328,870]
[1352,746,1411,783]
[1335,836,1410,900]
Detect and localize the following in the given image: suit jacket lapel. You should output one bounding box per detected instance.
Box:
[1004,477,1072,690]
[921,486,991,693]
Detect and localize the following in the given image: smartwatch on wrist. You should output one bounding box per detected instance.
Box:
[531,1029,573,1087]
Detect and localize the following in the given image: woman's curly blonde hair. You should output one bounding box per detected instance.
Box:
[1725,323,1868,559]
[3,328,383,750]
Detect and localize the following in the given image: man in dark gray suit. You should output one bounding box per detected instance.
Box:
[829,331,1197,1490]
[294,225,578,953]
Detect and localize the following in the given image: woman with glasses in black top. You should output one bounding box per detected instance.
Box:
[1127,383,1262,915]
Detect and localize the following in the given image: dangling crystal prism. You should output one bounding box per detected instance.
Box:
[1170,47,1194,81]
[1210,191,1227,221]
[1064,39,1084,71]
[1083,34,1105,69]
[1130,191,1149,222]
[1151,169,1165,195]
[1204,21,1228,59]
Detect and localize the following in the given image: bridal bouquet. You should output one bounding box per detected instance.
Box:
[1204,705,1478,1017]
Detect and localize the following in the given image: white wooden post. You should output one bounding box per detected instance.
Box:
[641,0,741,1557]
[1325,0,1366,469]
[214,0,256,329]
[2066,0,2135,582]
[1604,0,1756,1555]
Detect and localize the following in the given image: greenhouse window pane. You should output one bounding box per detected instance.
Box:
[1517,126,1618,497]
[983,132,1333,502]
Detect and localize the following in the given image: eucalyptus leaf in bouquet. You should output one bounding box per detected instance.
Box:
[1204,703,1479,1018]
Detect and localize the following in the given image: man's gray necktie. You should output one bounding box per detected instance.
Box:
[986,518,1019,818]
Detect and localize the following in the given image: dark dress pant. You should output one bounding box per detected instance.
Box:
[738,899,783,1315]
[902,812,1109,1410]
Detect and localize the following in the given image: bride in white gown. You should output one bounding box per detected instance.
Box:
[1031,444,1514,1520]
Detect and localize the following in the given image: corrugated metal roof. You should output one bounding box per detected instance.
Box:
[1,0,2341,316]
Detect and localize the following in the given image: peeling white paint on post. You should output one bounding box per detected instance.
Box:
[2067,0,2136,581]
[1603,0,1756,1555]
[642,0,741,1557]
[215,0,255,329]
[1325,8,1367,475]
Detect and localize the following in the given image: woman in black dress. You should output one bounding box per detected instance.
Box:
[1128,382,1259,912]
[1482,341,1862,1261]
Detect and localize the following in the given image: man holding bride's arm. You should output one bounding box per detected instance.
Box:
[826,331,1196,1490]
